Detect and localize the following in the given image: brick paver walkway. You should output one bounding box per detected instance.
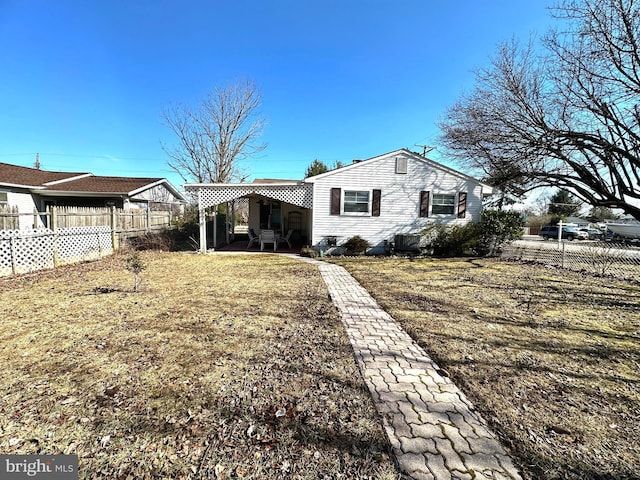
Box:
[301,258,522,480]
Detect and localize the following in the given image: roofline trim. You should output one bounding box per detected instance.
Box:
[0,182,46,190]
[42,173,93,186]
[128,179,187,201]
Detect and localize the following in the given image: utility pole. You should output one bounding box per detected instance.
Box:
[34,153,41,169]
[414,144,435,157]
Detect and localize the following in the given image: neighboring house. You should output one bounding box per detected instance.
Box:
[0,162,186,229]
[186,149,493,252]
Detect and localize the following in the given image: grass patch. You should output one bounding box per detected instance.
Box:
[0,252,398,479]
[329,257,640,480]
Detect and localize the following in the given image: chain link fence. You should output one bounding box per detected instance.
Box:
[501,240,640,281]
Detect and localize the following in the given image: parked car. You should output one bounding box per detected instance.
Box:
[539,225,589,241]
[579,228,604,240]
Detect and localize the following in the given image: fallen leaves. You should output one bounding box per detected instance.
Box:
[333,256,640,480]
[0,252,397,479]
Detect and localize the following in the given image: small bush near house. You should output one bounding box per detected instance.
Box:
[422,223,479,257]
[420,211,525,257]
[342,235,371,255]
[475,210,525,256]
[300,246,319,258]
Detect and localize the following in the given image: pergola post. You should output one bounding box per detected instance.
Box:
[198,190,207,253]
[212,207,217,251]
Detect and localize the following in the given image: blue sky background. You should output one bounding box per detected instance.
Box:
[0,1,554,190]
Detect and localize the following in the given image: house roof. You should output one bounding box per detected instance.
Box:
[0,162,89,189]
[304,148,492,191]
[0,162,185,201]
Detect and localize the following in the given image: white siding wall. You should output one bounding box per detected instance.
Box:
[310,151,485,247]
[7,191,42,229]
[131,184,179,204]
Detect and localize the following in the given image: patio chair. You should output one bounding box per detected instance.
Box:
[247,228,259,249]
[277,229,294,249]
[260,229,277,251]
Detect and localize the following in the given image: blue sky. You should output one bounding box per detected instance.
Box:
[0,1,554,190]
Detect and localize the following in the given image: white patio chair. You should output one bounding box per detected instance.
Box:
[260,229,277,251]
[277,229,293,249]
[247,228,259,249]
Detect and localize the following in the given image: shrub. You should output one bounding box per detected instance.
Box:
[429,223,480,257]
[125,251,145,292]
[475,210,526,256]
[420,211,525,257]
[342,235,371,255]
[300,246,318,258]
[171,205,202,251]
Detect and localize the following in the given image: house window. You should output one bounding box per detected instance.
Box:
[343,190,370,213]
[432,193,456,215]
[0,191,7,204]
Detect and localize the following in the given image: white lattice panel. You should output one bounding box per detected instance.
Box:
[187,183,313,209]
[57,226,113,265]
[0,229,55,276]
[0,227,114,277]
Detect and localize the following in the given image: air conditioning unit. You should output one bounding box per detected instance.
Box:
[394,234,421,252]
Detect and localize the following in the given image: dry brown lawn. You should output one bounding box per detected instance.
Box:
[0,252,398,479]
[330,256,640,480]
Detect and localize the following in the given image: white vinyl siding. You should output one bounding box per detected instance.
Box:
[310,151,486,247]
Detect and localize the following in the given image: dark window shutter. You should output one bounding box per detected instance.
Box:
[330,188,341,215]
[419,191,430,217]
[457,192,467,218]
[372,189,381,216]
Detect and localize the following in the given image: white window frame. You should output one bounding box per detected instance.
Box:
[431,193,456,215]
[0,191,8,204]
[342,189,371,216]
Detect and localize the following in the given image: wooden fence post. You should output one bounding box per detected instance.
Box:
[146,208,151,233]
[111,206,118,250]
[10,236,17,275]
[51,206,59,267]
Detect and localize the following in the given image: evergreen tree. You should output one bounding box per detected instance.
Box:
[548,190,581,217]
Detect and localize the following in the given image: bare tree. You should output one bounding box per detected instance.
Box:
[439,0,640,220]
[162,80,266,183]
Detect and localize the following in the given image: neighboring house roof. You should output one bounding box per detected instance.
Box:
[0,162,185,201]
[0,162,90,189]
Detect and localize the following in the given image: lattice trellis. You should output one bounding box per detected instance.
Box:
[0,226,114,277]
[0,229,55,276]
[186,183,314,209]
[57,226,113,265]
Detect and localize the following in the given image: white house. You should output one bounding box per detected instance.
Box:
[185,149,492,253]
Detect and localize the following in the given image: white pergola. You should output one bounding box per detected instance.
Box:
[184,182,313,252]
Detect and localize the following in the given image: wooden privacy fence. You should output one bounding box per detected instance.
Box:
[501,240,640,281]
[0,206,174,277]
[0,205,19,230]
